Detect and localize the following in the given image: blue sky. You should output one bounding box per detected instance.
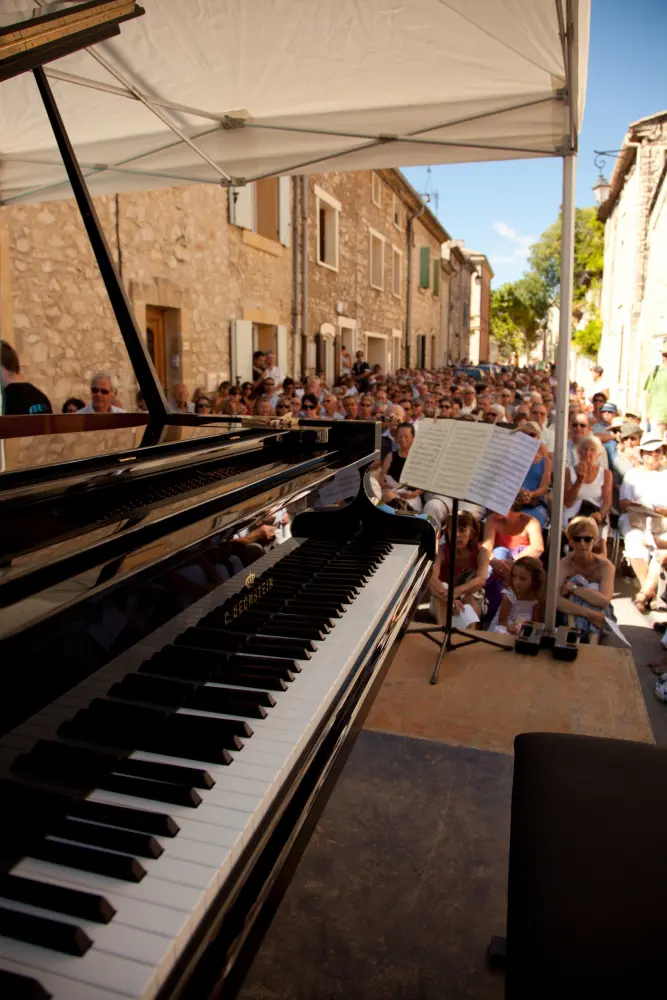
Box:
[402,0,667,288]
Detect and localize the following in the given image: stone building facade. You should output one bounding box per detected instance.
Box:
[442,241,475,364]
[597,110,667,412]
[0,168,461,417]
[461,248,493,365]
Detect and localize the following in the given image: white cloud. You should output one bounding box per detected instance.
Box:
[492,220,536,260]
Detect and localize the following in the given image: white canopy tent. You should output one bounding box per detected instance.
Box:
[0,0,591,630]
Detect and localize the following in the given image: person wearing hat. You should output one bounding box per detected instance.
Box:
[592,400,619,464]
[460,385,477,416]
[642,336,667,440]
[619,432,667,611]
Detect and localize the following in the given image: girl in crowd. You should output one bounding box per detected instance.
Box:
[300,392,320,417]
[489,556,545,635]
[516,421,551,527]
[563,434,612,555]
[483,503,544,619]
[428,510,489,624]
[557,516,615,643]
[274,397,292,417]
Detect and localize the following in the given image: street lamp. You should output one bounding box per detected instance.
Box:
[592,153,611,207]
[592,172,610,207]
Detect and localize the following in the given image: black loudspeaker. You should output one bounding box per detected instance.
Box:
[552,625,581,661]
[514,623,556,655]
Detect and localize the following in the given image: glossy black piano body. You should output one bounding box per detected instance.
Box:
[0,415,435,1000]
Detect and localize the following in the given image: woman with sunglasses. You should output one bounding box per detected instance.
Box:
[557,516,615,643]
[567,412,609,469]
[300,392,320,417]
[194,396,213,415]
[563,435,612,556]
[274,397,292,418]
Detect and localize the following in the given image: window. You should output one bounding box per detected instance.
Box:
[371,172,382,207]
[392,194,402,230]
[463,302,469,328]
[369,230,385,290]
[392,246,402,297]
[419,247,430,289]
[432,259,440,296]
[315,184,341,270]
[255,178,279,242]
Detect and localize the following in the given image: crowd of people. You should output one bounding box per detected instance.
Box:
[3,337,667,692]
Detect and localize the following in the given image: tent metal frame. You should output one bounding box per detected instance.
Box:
[3,0,581,632]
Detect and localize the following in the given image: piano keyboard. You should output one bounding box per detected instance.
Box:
[0,536,424,1000]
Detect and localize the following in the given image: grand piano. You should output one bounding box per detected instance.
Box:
[0,5,436,999]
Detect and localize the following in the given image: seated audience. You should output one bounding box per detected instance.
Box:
[516,421,551,527]
[62,397,85,414]
[619,434,667,611]
[78,372,125,413]
[483,503,545,619]
[563,435,612,555]
[428,511,490,623]
[379,422,423,512]
[169,383,194,413]
[489,556,545,634]
[557,516,615,643]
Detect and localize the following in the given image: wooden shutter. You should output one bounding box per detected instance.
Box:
[229,183,254,229]
[230,319,253,382]
[276,325,288,368]
[433,259,440,296]
[278,177,291,246]
[419,247,430,288]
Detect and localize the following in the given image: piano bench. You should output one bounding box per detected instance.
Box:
[502,733,667,1000]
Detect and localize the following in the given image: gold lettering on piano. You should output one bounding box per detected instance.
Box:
[224,576,273,624]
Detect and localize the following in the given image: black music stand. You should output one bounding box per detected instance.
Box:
[408,497,511,684]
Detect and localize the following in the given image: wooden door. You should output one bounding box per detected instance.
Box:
[146,306,167,387]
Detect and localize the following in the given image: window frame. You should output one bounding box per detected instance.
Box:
[391,244,402,298]
[392,194,402,230]
[371,172,382,207]
[314,184,341,272]
[369,227,386,291]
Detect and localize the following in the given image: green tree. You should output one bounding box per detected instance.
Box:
[528,206,604,313]
[490,283,536,360]
[572,310,602,358]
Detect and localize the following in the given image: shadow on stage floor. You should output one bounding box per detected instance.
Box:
[239,731,512,1000]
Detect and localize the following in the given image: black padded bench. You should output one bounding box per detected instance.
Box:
[504,732,667,999]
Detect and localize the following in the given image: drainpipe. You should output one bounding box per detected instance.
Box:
[405,203,425,369]
[291,176,299,377]
[301,175,308,379]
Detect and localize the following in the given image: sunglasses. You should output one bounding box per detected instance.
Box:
[572,535,594,543]
[573,422,588,428]
[276,404,289,411]
[91,386,110,395]
[302,403,316,410]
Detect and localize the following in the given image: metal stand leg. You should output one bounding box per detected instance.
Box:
[407,499,512,684]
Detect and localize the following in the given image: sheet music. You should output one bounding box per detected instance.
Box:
[400,420,453,488]
[395,420,539,515]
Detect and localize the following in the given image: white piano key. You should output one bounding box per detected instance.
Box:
[3,542,420,1000]
[0,935,159,999]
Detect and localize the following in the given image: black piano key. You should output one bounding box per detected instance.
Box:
[145,733,235,766]
[0,780,76,863]
[209,668,288,692]
[175,627,314,660]
[0,968,52,1000]
[99,773,202,808]
[11,740,120,789]
[0,873,115,924]
[139,648,216,682]
[149,713,251,754]
[0,904,92,956]
[72,799,179,837]
[31,839,146,883]
[186,685,270,718]
[108,673,193,708]
[118,756,214,790]
[224,654,300,676]
[53,818,163,859]
[58,699,168,749]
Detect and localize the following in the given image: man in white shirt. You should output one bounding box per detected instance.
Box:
[77,372,125,413]
[263,350,284,389]
[531,402,555,451]
[168,383,195,413]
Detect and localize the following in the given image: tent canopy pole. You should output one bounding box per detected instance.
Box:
[544,150,577,631]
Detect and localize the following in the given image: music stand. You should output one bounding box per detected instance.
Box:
[408,497,511,684]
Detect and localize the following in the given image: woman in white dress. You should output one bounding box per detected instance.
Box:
[562,435,612,556]
[619,434,667,611]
